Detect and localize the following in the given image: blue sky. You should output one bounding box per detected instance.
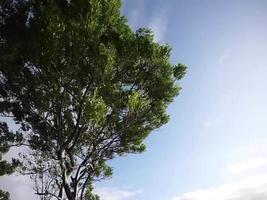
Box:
[93,1,267,200]
[1,1,267,200]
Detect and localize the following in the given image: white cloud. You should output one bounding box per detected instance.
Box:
[0,174,35,200]
[218,49,230,64]
[226,157,267,174]
[242,140,267,158]
[171,140,267,200]
[203,117,222,129]
[0,178,141,200]
[125,1,146,30]
[148,9,168,43]
[171,174,267,200]
[123,1,169,43]
[94,187,141,200]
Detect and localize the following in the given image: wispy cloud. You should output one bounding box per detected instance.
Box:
[171,174,267,200]
[0,174,35,200]
[94,187,141,200]
[226,157,267,174]
[0,176,142,200]
[123,1,169,43]
[218,49,230,64]
[148,9,168,43]
[203,116,222,129]
[125,1,146,30]
[171,140,267,200]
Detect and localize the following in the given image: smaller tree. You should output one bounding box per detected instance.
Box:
[0,190,10,200]
[0,122,21,200]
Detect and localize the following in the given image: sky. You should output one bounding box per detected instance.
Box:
[1,0,267,200]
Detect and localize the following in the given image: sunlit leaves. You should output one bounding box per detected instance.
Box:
[84,91,109,125]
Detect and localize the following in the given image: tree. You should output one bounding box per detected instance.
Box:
[0,0,186,199]
[0,190,10,200]
[0,122,21,200]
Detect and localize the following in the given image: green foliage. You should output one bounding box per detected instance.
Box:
[174,63,187,80]
[0,122,20,199]
[0,0,186,199]
[0,190,10,200]
[85,183,100,200]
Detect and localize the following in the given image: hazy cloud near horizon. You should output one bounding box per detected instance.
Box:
[171,140,267,200]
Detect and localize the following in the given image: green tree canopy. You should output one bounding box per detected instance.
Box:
[0,0,186,199]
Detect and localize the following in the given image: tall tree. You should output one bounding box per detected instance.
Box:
[0,0,186,199]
